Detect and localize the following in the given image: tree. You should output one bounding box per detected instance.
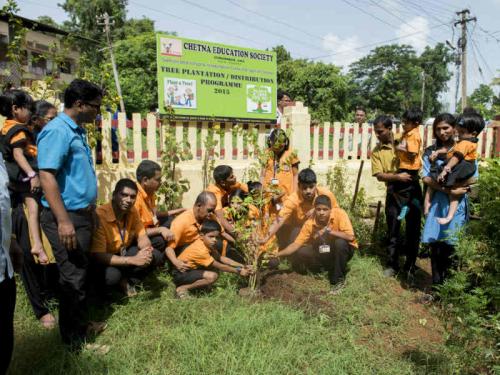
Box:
[467,84,500,119]
[274,46,350,121]
[349,43,452,117]
[35,16,60,28]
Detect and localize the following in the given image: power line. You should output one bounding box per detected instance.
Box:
[179,0,325,53]
[128,1,278,52]
[340,0,399,30]
[223,0,323,41]
[471,38,495,78]
[309,21,450,60]
[366,0,441,43]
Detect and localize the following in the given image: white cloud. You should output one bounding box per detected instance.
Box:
[320,33,364,68]
[396,16,430,53]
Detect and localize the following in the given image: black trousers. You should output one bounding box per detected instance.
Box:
[40,207,94,347]
[276,223,301,249]
[290,238,354,285]
[12,203,59,319]
[385,181,422,271]
[0,276,16,375]
[99,245,165,287]
[430,242,455,285]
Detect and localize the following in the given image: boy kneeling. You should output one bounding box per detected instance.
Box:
[173,220,252,299]
[273,195,357,295]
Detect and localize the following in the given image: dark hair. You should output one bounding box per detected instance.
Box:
[213,165,232,183]
[277,89,291,101]
[432,113,456,144]
[136,160,161,181]
[355,106,366,113]
[402,107,423,124]
[229,188,247,203]
[0,89,33,119]
[298,168,317,185]
[64,79,103,108]
[373,115,392,129]
[200,219,221,234]
[30,100,56,124]
[314,194,332,208]
[268,128,289,150]
[113,178,138,195]
[247,181,262,192]
[462,107,479,116]
[456,113,485,135]
[195,191,216,206]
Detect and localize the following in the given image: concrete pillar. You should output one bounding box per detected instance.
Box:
[283,102,311,166]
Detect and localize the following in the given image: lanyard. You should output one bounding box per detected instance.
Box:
[116,217,127,248]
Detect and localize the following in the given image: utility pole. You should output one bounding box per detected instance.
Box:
[97,12,125,113]
[420,70,425,112]
[454,9,476,110]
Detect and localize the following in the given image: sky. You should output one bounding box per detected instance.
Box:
[9,0,500,111]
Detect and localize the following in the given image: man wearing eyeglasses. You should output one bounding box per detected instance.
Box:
[37,79,106,351]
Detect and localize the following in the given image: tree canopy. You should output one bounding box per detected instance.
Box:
[349,43,453,117]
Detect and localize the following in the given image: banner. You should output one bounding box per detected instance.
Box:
[156,34,277,121]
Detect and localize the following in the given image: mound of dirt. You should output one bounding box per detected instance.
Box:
[259,271,331,313]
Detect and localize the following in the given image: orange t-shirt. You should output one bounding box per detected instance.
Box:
[206,182,248,211]
[91,203,146,254]
[397,127,422,170]
[1,119,37,157]
[294,207,358,249]
[262,149,300,197]
[278,186,339,227]
[167,208,223,250]
[448,139,477,161]
[134,183,158,228]
[177,238,215,269]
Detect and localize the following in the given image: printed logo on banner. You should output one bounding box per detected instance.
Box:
[246,84,272,114]
[160,38,182,57]
[164,78,197,109]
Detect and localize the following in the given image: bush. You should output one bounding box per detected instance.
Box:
[437,159,500,374]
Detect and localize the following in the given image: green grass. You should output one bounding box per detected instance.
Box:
[10,255,459,375]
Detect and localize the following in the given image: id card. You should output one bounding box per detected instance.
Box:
[271,178,279,186]
[120,247,127,256]
[318,245,331,254]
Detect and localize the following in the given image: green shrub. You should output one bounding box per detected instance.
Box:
[437,159,500,374]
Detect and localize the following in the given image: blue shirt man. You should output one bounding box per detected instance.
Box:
[37,112,97,210]
[37,79,104,348]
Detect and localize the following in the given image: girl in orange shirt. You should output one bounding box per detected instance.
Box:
[261,129,299,212]
[0,90,48,264]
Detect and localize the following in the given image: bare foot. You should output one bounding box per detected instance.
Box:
[437,217,451,225]
[175,287,191,299]
[39,313,56,329]
[31,244,49,265]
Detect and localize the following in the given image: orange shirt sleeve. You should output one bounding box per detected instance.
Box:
[332,209,358,249]
[9,130,27,145]
[278,196,296,221]
[168,214,186,248]
[131,209,146,238]
[293,220,313,246]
